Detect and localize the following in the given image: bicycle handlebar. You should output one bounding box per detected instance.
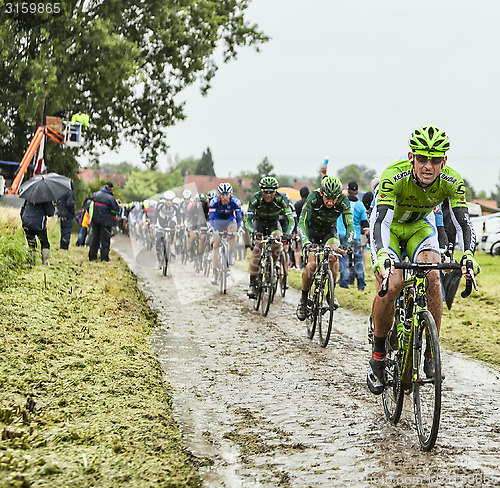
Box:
[378,259,477,298]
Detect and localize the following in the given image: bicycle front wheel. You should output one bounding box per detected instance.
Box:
[317,270,335,348]
[261,257,274,316]
[219,246,227,294]
[306,278,319,339]
[413,310,442,451]
[162,239,169,276]
[278,251,288,297]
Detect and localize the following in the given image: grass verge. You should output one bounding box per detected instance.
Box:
[0,214,202,488]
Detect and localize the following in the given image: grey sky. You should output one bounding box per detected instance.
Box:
[102,0,500,194]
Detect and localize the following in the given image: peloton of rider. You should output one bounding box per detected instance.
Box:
[367,125,480,395]
[152,191,180,262]
[208,183,244,285]
[296,176,354,320]
[245,176,295,299]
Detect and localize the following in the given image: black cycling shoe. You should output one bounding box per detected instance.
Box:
[248,284,257,299]
[367,358,385,395]
[296,298,307,321]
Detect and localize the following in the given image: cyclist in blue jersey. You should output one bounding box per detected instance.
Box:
[208,182,244,285]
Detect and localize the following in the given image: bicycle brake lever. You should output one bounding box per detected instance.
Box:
[460,259,477,297]
[378,259,392,298]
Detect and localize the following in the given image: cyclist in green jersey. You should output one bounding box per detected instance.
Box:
[245,176,295,298]
[296,176,354,320]
[367,125,480,395]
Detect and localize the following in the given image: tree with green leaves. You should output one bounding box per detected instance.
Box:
[337,164,376,189]
[196,147,216,176]
[121,169,183,202]
[0,0,268,174]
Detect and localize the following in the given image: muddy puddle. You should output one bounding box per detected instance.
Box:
[113,234,500,487]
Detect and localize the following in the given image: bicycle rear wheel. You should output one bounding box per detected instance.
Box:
[317,270,335,348]
[306,278,319,339]
[413,310,442,451]
[382,322,404,424]
[278,251,288,297]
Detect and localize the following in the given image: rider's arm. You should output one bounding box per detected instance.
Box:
[451,205,476,253]
[342,208,355,247]
[245,197,256,234]
[298,197,312,245]
[233,197,243,228]
[372,204,395,254]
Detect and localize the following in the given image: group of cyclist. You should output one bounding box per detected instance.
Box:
[126,125,479,397]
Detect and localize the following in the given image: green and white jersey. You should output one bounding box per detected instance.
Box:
[245,191,294,234]
[371,159,475,260]
[298,190,354,246]
[376,159,467,223]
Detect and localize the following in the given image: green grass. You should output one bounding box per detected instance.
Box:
[0,212,202,488]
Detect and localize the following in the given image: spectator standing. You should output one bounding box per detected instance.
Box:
[336,181,369,290]
[76,197,92,246]
[88,182,120,261]
[57,183,75,250]
[293,186,310,269]
[20,200,55,265]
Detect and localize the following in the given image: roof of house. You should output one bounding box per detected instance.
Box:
[78,169,128,187]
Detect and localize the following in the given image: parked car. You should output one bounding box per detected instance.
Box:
[479,231,500,256]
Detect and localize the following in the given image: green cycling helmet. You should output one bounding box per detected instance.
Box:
[259,176,279,190]
[320,176,342,198]
[409,126,450,156]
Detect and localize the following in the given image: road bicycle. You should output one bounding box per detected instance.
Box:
[213,230,238,294]
[274,236,288,299]
[253,235,283,316]
[157,227,174,277]
[305,245,347,347]
[379,257,477,451]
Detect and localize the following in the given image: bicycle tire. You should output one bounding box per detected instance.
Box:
[162,238,168,276]
[181,234,188,264]
[306,278,319,339]
[219,245,227,294]
[382,321,404,424]
[413,310,442,451]
[254,269,263,311]
[317,269,335,348]
[261,256,273,316]
[279,251,288,297]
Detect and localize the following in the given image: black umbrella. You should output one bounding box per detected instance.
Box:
[18,173,73,204]
[442,268,462,310]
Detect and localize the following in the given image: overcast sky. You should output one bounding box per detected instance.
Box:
[101,0,500,195]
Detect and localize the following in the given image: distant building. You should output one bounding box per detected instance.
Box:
[184,175,253,201]
[471,199,499,216]
[78,169,128,188]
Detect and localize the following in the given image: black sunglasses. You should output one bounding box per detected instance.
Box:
[262,189,276,194]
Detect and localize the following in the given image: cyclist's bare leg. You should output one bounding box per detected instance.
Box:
[198,233,206,255]
[417,250,443,332]
[371,270,404,339]
[249,239,262,276]
[212,237,220,269]
[227,223,238,255]
[302,252,317,292]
